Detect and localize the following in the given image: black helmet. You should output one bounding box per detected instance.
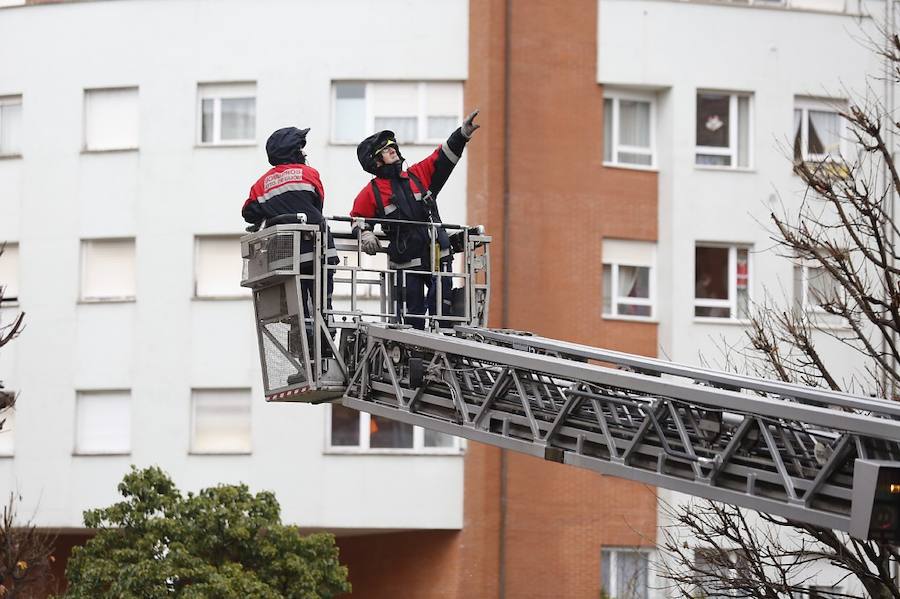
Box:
[266,127,310,166]
[356,130,403,175]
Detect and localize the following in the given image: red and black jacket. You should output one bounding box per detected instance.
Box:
[242,164,326,226]
[350,128,469,265]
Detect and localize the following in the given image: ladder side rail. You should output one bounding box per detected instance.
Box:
[455,326,900,419]
[366,325,900,443]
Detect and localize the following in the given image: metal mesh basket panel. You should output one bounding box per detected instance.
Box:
[261,317,306,390]
[267,234,295,271]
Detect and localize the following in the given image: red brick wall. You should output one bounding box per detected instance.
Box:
[464,0,660,598]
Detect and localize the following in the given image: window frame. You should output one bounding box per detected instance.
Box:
[0,407,14,457]
[82,86,140,153]
[73,389,132,456]
[189,388,253,456]
[602,262,655,321]
[0,241,19,307]
[196,82,257,147]
[694,243,752,322]
[193,234,251,300]
[0,94,23,158]
[695,90,754,170]
[793,96,846,164]
[330,80,463,146]
[325,404,464,455]
[603,90,657,170]
[600,547,652,599]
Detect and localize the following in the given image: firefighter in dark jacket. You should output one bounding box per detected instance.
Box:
[242,126,343,385]
[350,110,480,330]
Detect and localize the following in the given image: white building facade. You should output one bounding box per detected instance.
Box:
[0,0,469,535]
[600,0,889,597]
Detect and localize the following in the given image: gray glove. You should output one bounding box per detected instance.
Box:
[359,230,380,255]
[461,109,480,138]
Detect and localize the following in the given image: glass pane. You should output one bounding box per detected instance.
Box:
[736,248,749,318]
[616,551,648,599]
[220,97,255,141]
[807,266,839,309]
[617,303,651,317]
[603,99,613,162]
[374,116,417,143]
[424,429,455,447]
[617,151,652,166]
[602,264,612,313]
[0,101,22,155]
[737,96,750,167]
[336,82,365,100]
[695,247,729,300]
[600,551,612,595]
[619,100,651,147]
[808,110,841,157]
[697,93,730,148]
[427,116,457,139]
[695,153,731,167]
[330,403,360,446]
[370,414,413,448]
[695,305,731,319]
[201,98,214,143]
[793,108,803,162]
[617,266,650,299]
[335,83,366,142]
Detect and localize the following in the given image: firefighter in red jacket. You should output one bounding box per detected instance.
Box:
[242,127,342,384]
[350,110,480,329]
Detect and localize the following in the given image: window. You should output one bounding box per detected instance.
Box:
[0,95,22,156]
[601,548,649,599]
[794,262,844,318]
[80,238,136,302]
[602,238,655,319]
[794,97,845,164]
[0,408,13,456]
[195,236,250,299]
[0,242,18,305]
[191,389,251,454]
[328,403,460,452]
[603,91,655,168]
[197,82,256,145]
[332,81,463,144]
[696,91,752,168]
[75,390,130,455]
[693,548,749,598]
[83,87,139,151]
[695,244,751,320]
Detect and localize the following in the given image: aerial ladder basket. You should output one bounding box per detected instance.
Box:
[241,218,900,542]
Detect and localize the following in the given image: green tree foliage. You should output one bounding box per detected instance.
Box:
[60,466,350,599]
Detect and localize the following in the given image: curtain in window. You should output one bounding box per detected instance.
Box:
[616,552,648,599]
[427,116,457,140]
[192,391,251,453]
[808,110,840,157]
[374,117,417,143]
[201,99,215,143]
[619,100,650,147]
[221,97,255,141]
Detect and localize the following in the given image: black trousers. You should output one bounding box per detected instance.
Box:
[397,259,453,330]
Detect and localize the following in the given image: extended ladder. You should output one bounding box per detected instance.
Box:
[242,219,900,541]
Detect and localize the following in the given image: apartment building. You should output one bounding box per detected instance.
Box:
[0,0,885,597]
